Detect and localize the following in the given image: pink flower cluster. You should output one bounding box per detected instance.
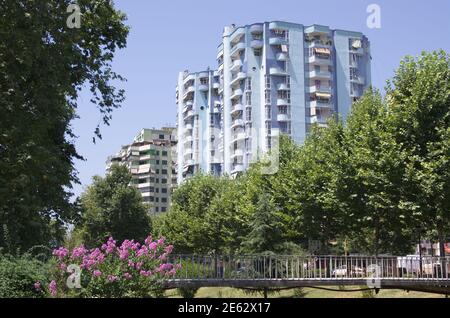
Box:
[38,235,181,296]
[52,247,68,260]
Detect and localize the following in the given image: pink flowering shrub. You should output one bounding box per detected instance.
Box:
[36,235,180,298]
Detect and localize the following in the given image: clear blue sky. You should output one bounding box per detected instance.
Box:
[71,0,450,198]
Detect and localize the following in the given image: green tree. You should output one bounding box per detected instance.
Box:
[77,165,151,247]
[386,50,450,255]
[343,89,414,254]
[240,193,284,254]
[0,1,129,252]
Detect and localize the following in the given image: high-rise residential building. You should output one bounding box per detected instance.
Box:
[176,21,371,182]
[106,127,177,214]
[175,70,222,184]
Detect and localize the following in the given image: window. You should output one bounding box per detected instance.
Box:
[155,188,159,193]
[266,121,272,135]
[265,90,271,104]
[161,198,167,203]
[210,113,215,126]
[246,107,252,121]
[161,188,167,194]
[162,160,168,165]
[254,48,262,56]
[245,92,251,105]
[266,136,271,149]
[159,134,164,139]
[149,177,155,183]
[149,196,154,202]
[161,178,167,184]
[149,187,154,192]
[245,78,252,91]
[286,76,291,89]
[155,169,159,174]
[161,207,167,212]
[155,197,159,203]
[200,77,208,85]
[156,160,159,165]
[155,207,159,212]
[278,105,288,114]
[161,151,167,156]
[265,75,271,89]
[161,169,167,175]
[265,105,271,119]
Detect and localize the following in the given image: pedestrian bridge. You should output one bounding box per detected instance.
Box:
[166,255,450,295]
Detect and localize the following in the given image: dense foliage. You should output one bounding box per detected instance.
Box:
[0,0,129,252]
[0,250,51,298]
[157,50,449,256]
[76,165,152,248]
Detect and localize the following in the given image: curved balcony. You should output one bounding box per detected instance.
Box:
[250,24,263,34]
[231,148,244,159]
[184,135,193,143]
[231,133,246,144]
[183,159,195,167]
[269,22,285,31]
[308,115,328,125]
[213,82,220,89]
[350,76,365,84]
[231,103,244,115]
[230,42,246,58]
[198,84,209,91]
[231,164,244,174]
[231,119,244,129]
[230,27,246,44]
[230,72,246,86]
[307,55,331,65]
[230,88,243,100]
[250,39,263,49]
[184,123,193,130]
[183,109,195,119]
[184,147,193,155]
[183,74,195,84]
[198,71,209,79]
[309,100,332,109]
[309,70,331,79]
[185,100,193,106]
[276,52,288,61]
[307,40,332,49]
[277,83,289,90]
[277,113,290,121]
[269,37,287,46]
[230,59,243,72]
[307,86,332,94]
[277,98,289,106]
[269,67,287,76]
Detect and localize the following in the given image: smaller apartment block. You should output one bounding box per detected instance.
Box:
[106,128,177,214]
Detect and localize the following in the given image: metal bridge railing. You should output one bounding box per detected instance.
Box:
[167,255,450,281]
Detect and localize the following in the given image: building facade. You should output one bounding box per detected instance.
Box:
[106,128,177,214]
[175,70,223,183]
[176,21,371,182]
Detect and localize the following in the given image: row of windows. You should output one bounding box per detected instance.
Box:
[134,177,168,184]
[134,159,169,166]
[147,197,168,203]
[139,150,168,157]
[141,187,168,194]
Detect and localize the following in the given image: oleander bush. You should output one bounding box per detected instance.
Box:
[34,235,181,298]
